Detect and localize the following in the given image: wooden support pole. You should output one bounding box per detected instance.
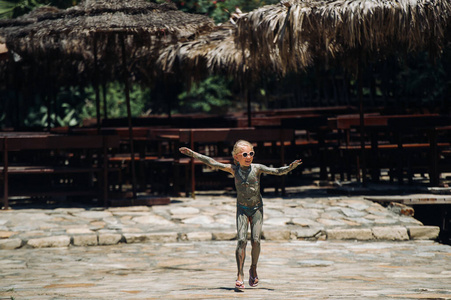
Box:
[190,130,195,198]
[357,53,367,186]
[93,35,101,134]
[3,137,8,210]
[103,135,109,208]
[120,34,137,200]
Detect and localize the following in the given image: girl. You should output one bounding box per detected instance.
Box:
[179,140,302,290]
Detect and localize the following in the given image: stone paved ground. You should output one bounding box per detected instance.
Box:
[0,187,449,299]
[0,240,450,299]
[0,188,441,250]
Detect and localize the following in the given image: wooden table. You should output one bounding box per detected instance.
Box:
[1,132,120,209]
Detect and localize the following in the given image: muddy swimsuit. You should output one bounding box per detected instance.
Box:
[234,163,297,244]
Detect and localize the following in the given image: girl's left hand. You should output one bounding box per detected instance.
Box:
[291,159,303,167]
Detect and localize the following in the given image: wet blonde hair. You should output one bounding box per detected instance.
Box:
[232,140,254,165]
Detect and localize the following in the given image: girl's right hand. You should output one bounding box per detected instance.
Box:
[179,147,192,156]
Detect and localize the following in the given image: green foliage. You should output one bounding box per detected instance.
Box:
[25,103,78,127]
[168,0,279,23]
[20,90,79,128]
[18,82,149,128]
[74,82,149,122]
[177,76,233,114]
[397,54,446,105]
[0,0,76,19]
[0,0,39,19]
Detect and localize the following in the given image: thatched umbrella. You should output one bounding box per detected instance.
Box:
[0,0,214,101]
[159,5,315,77]
[0,0,214,200]
[158,12,314,127]
[236,0,451,73]
[236,0,451,183]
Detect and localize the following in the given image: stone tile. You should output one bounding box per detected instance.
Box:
[71,211,113,219]
[186,232,212,241]
[73,235,98,247]
[66,228,94,234]
[317,218,348,226]
[263,207,285,217]
[182,215,215,225]
[0,230,18,239]
[108,206,150,212]
[17,230,48,239]
[291,217,323,227]
[340,199,372,210]
[408,226,440,240]
[98,233,122,245]
[212,231,236,241]
[170,207,200,215]
[264,217,291,226]
[263,229,292,240]
[124,232,178,243]
[213,214,235,225]
[327,228,374,240]
[281,208,321,219]
[340,207,368,218]
[132,214,174,226]
[373,218,400,225]
[398,216,423,225]
[294,228,322,238]
[372,226,409,241]
[0,238,22,250]
[27,235,71,248]
[89,221,106,230]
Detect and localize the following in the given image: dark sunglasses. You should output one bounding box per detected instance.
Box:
[241,151,255,158]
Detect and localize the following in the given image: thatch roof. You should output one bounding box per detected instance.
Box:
[0,0,215,86]
[158,10,314,83]
[157,22,250,82]
[236,0,451,74]
[236,1,315,75]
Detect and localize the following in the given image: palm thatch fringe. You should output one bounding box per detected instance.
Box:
[158,22,254,82]
[236,0,451,74]
[159,9,314,83]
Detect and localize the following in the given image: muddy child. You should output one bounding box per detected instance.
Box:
[179,139,302,290]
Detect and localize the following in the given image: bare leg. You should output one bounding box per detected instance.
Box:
[236,210,249,283]
[250,240,260,266]
[250,229,261,269]
[249,208,263,285]
[250,242,260,285]
[236,240,247,282]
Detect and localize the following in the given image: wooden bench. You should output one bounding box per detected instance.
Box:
[0,133,120,209]
[328,114,451,184]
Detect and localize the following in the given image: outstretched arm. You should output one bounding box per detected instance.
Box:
[258,159,303,176]
[179,147,234,175]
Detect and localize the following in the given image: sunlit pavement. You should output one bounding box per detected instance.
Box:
[0,186,450,299]
[1,240,450,299]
